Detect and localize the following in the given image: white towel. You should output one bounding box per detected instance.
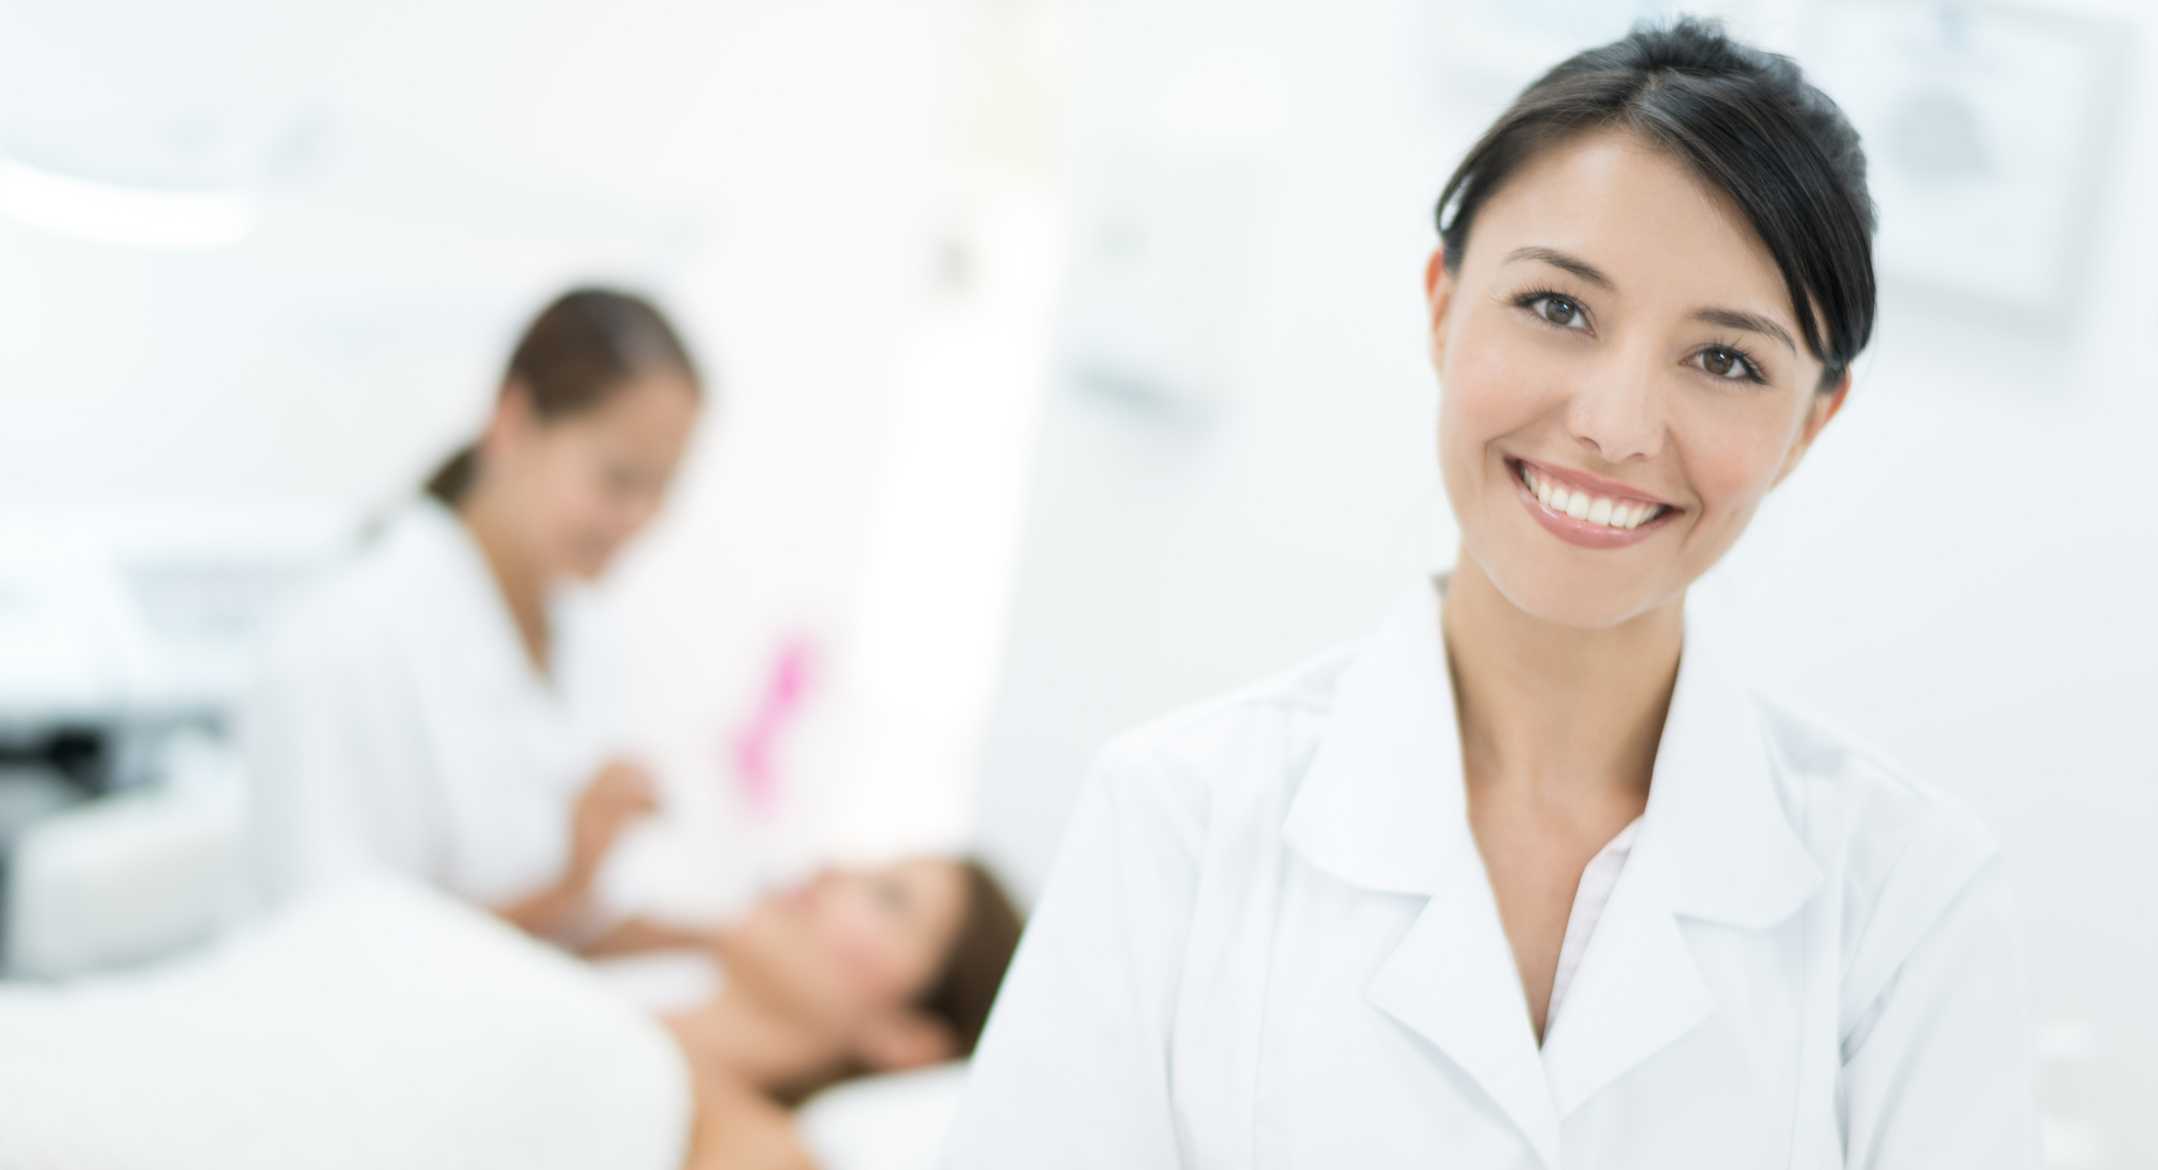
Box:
[0,876,690,1170]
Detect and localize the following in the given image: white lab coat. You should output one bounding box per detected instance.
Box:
[246,498,629,909]
[944,580,2037,1169]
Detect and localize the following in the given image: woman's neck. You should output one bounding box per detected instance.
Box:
[1440,555,1682,802]
[675,985,853,1096]
[453,489,553,676]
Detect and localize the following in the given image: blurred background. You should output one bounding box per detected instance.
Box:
[0,0,2150,1166]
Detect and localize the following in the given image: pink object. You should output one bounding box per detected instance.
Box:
[730,634,819,816]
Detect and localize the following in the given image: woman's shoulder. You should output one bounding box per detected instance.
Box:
[1745,692,2015,1007]
[258,500,468,668]
[1083,642,1362,822]
[1748,693,2000,883]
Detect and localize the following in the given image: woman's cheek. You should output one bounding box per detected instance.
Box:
[1447,315,1526,405]
[1675,399,1792,519]
[836,934,905,1000]
[1441,337,1536,471]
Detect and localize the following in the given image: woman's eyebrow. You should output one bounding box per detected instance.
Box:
[1504,245,1614,289]
[1691,307,1797,354]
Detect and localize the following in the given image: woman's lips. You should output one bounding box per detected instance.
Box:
[1506,457,1680,550]
[1513,457,1676,509]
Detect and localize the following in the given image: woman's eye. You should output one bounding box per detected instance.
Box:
[1694,346,1758,382]
[1529,294,1588,331]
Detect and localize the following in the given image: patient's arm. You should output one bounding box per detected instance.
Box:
[581,915,720,958]
[490,878,591,940]
[493,761,660,943]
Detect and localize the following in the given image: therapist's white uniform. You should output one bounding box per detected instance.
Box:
[247,498,629,909]
[945,580,2037,1168]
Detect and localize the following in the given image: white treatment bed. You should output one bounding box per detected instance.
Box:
[0,876,965,1170]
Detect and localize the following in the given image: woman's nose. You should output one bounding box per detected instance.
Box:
[1563,357,1667,464]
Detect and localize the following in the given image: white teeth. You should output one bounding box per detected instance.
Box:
[1520,463,1664,531]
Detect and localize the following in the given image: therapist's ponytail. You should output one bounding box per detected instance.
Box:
[423,444,482,505]
[424,286,703,506]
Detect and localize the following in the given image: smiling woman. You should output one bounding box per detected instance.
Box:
[1432,126,1851,629]
[946,16,2037,1170]
[1426,40,1873,630]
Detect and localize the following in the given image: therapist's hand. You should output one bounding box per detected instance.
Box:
[563,759,660,895]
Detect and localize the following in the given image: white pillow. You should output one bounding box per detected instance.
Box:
[0,877,690,1170]
[797,1062,971,1170]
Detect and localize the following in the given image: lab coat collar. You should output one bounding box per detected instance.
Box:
[1280,579,1473,894]
[1281,576,1823,925]
[394,497,565,695]
[1280,578,1823,1164]
[1641,605,1825,927]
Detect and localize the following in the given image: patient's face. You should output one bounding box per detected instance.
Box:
[806,858,968,1004]
[729,857,968,1022]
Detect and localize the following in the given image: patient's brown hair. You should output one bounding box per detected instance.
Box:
[917,859,1025,1056]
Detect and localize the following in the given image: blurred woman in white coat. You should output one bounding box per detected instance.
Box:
[249,287,703,944]
[945,19,2035,1169]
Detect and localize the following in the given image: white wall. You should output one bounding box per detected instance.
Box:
[971,1,2156,1164]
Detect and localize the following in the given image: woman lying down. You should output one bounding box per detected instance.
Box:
[0,855,1024,1170]
[647,856,1025,1168]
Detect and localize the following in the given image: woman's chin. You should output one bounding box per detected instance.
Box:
[557,547,615,582]
[1477,556,1675,632]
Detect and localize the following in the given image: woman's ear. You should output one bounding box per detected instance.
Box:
[1424,245,1456,371]
[852,1010,957,1073]
[1773,371,1851,489]
[480,378,537,466]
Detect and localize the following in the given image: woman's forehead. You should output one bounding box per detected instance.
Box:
[892,858,967,932]
[893,856,962,899]
[1464,129,1793,322]
[589,372,699,434]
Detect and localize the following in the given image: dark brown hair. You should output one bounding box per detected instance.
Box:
[917,858,1026,1057]
[424,286,702,504]
[1435,16,1877,390]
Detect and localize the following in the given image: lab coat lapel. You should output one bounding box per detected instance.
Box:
[1539,611,1824,1117]
[1283,582,1562,1167]
[1535,839,1711,1118]
[1366,855,1563,1167]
